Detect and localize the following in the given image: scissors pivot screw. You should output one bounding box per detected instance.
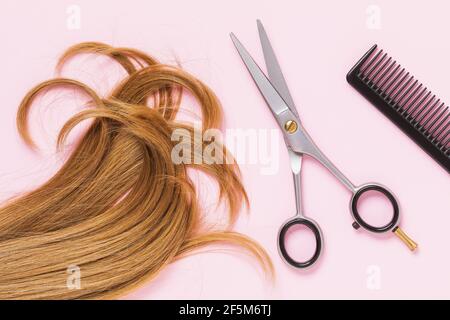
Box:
[284,120,298,134]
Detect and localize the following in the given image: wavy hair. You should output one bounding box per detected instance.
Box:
[0,43,273,299]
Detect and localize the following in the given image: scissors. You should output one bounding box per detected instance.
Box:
[230,20,417,269]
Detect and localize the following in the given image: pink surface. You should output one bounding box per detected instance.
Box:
[1,0,449,299]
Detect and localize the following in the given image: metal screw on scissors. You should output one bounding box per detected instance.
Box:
[230,20,417,269]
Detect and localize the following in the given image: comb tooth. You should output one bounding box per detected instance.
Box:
[433,120,450,144]
[391,78,417,109]
[416,99,441,128]
[400,85,424,113]
[437,121,450,140]
[378,63,400,92]
[420,103,444,132]
[362,52,387,81]
[392,76,414,100]
[440,134,449,153]
[441,132,450,150]
[440,132,450,152]
[404,90,431,118]
[376,61,398,89]
[425,107,448,136]
[428,108,449,138]
[412,92,441,124]
[386,71,409,99]
[369,56,392,84]
[358,49,384,76]
[384,68,405,97]
[354,44,378,74]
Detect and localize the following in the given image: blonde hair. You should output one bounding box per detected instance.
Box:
[0,43,273,299]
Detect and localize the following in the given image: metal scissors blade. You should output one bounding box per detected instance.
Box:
[230,32,290,117]
[257,20,299,119]
[231,22,303,174]
[255,20,304,176]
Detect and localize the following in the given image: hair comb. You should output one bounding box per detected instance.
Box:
[347,45,450,173]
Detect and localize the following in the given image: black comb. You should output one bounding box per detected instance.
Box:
[347,44,450,173]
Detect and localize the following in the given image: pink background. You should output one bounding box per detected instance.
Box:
[1,0,449,299]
